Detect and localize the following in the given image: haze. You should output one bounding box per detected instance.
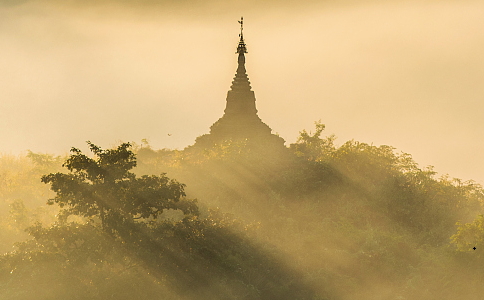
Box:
[1,0,483,184]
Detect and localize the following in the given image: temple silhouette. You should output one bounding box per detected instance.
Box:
[194,17,286,150]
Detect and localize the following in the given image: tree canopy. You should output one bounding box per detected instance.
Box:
[1,142,318,300]
[41,142,197,232]
[1,123,484,300]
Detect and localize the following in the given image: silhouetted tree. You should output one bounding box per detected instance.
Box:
[1,142,320,300]
[41,141,198,233]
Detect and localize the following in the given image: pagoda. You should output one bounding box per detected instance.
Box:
[194,17,285,149]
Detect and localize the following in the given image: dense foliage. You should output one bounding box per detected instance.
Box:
[0,152,62,254]
[1,122,484,299]
[0,142,317,300]
[40,142,197,230]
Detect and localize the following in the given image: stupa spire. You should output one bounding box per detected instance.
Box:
[237,17,247,54]
[230,16,252,93]
[193,17,286,149]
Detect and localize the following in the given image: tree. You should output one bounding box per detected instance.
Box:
[41,141,198,232]
[451,214,484,253]
[289,120,336,162]
[1,142,320,300]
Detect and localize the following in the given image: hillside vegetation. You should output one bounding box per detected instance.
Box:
[1,122,483,300]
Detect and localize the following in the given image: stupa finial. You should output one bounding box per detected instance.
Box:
[239,17,244,37]
[237,17,247,54]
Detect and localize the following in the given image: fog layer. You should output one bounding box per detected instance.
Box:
[0,0,483,184]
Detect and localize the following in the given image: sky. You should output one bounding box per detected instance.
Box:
[0,0,483,184]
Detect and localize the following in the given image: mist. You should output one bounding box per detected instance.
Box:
[1,1,484,299]
[0,0,483,183]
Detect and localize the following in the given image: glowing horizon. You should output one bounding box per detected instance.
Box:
[1,0,483,184]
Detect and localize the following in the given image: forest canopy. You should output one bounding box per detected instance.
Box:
[1,122,484,300]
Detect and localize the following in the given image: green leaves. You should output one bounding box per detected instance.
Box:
[290,120,336,162]
[41,142,197,232]
[451,214,484,252]
[62,142,136,183]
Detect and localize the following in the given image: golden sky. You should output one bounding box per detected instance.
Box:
[1,0,483,183]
